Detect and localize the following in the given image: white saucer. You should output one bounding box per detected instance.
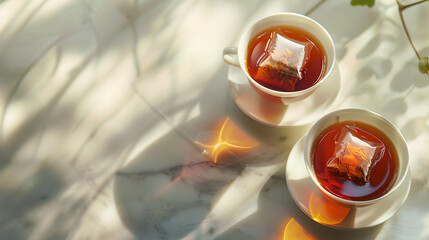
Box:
[285,136,411,229]
[227,64,343,127]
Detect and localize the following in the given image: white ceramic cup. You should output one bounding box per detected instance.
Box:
[303,108,410,207]
[222,12,335,104]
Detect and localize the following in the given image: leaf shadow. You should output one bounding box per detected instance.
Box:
[356,57,393,82]
[400,115,429,141]
[356,34,397,59]
[390,47,429,93]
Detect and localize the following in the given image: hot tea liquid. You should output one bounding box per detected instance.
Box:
[246,26,326,92]
[312,121,399,201]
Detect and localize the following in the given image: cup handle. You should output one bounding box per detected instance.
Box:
[222,47,240,67]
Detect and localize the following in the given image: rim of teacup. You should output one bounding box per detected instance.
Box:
[237,12,336,98]
[303,108,410,207]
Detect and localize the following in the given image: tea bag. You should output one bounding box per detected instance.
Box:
[326,126,385,185]
[255,31,312,91]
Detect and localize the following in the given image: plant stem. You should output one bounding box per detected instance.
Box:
[395,0,422,59]
[401,0,427,10]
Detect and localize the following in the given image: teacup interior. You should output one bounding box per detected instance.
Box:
[303,109,409,206]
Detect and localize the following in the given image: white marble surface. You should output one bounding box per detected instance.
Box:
[0,0,428,239]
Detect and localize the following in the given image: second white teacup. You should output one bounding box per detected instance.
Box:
[303,108,410,207]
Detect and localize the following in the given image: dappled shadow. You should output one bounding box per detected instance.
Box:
[400,116,429,141]
[0,0,192,239]
[0,163,64,240]
[114,55,312,238]
[390,47,429,93]
[380,96,408,123]
[357,57,393,82]
[356,34,397,59]
[309,0,382,62]
[1,0,428,239]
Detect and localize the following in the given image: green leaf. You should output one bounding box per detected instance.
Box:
[418,57,429,75]
[350,0,375,7]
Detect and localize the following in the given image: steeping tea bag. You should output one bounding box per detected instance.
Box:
[326,125,386,185]
[255,31,312,91]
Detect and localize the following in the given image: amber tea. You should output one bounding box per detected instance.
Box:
[246,26,326,92]
[312,121,399,201]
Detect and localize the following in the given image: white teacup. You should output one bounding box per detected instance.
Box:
[222,12,335,104]
[303,108,410,207]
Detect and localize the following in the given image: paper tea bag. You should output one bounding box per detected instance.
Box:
[326,126,386,185]
[255,31,312,91]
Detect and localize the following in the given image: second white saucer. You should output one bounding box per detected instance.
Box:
[285,136,411,229]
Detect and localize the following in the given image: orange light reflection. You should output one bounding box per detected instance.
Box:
[309,192,351,225]
[283,218,316,240]
[195,117,259,164]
